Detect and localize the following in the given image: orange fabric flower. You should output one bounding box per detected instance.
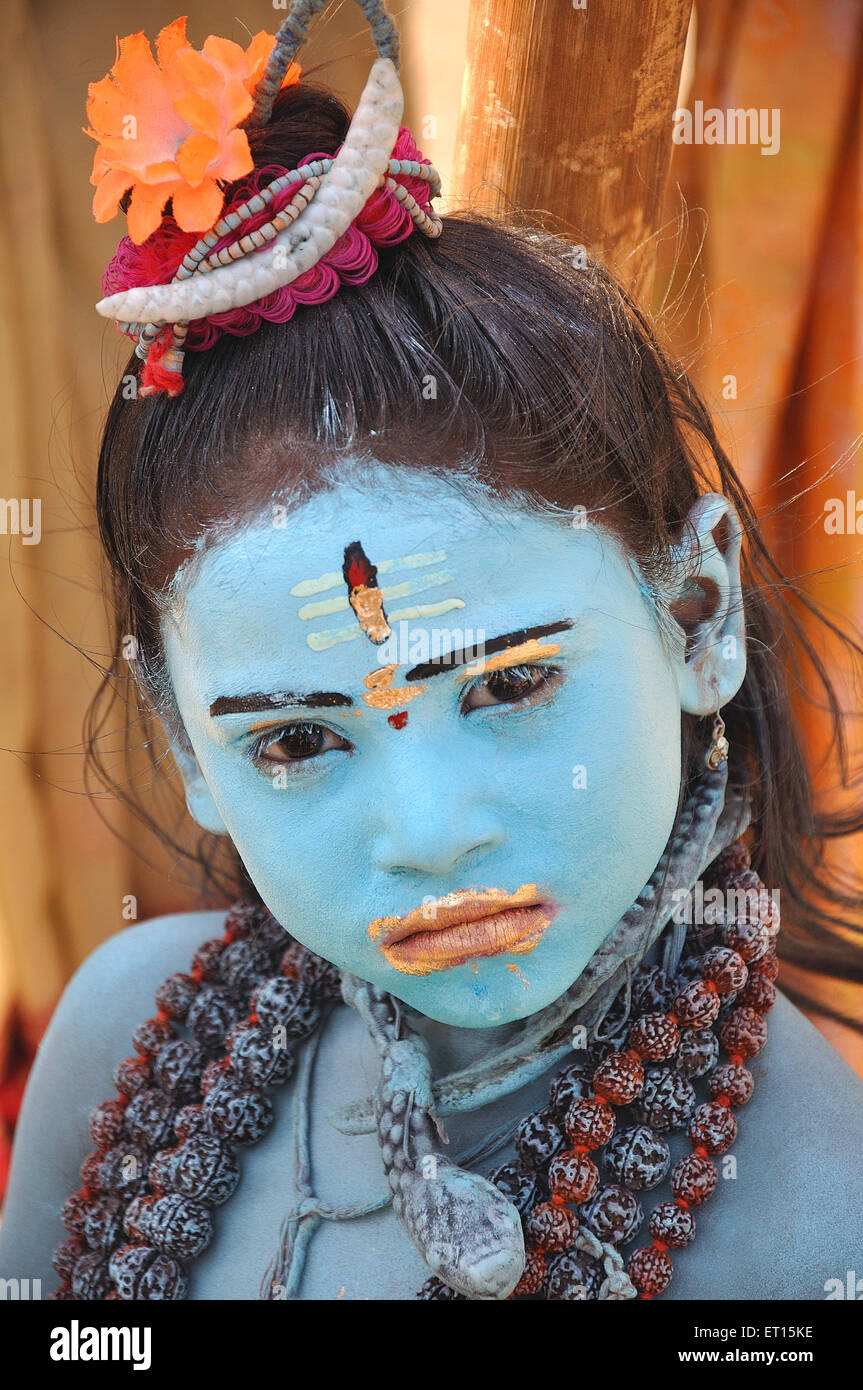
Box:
[85,17,302,244]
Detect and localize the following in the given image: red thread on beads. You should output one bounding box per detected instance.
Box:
[693,1144,709,1158]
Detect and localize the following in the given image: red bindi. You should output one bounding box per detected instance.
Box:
[387,710,408,730]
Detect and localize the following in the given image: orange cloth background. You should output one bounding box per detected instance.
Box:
[661,0,863,1065]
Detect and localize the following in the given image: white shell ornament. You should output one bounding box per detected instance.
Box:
[95,58,404,328]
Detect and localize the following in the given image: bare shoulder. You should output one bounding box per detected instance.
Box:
[64,909,225,997]
[670,989,863,1300]
[0,910,224,1291]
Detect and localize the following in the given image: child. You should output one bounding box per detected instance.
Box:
[1,1,861,1301]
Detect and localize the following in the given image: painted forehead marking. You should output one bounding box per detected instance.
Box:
[405,620,574,681]
[290,549,447,598]
[299,568,455,623]
[341,540,391,645]
[362,664,427,710]
[308,598,466,652]
[290,546,465,651]
[453,637,561,684]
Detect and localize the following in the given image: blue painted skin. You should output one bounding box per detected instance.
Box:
[7,463,863,1301]
[162,462,744,1028]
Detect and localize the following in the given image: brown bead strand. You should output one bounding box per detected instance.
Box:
[625,873,779,1298]
[51,905,339,1299]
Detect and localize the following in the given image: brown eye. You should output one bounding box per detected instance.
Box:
[461,663,562,713]
[254,721,350,764]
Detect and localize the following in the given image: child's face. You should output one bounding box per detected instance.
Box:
[162,465,686,1027]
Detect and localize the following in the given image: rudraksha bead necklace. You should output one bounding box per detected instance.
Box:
[51,838,777,1301]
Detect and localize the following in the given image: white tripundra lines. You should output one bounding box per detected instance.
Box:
[94,58,404,328]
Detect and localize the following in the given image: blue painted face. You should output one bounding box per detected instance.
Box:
[162,464,687,1026]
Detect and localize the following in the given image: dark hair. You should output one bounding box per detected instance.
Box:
[87,79,863,1022]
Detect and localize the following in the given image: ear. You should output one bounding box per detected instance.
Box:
[164,723,229,836]
[668,492,746,715]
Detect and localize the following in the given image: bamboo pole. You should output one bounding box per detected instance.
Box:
[452,0,693,298]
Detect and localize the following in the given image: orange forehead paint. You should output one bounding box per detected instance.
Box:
[362,663,426,710]
[343,540,391,645]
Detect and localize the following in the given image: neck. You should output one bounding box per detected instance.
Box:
[401,934,672,1080]
[402,1007,524,1074]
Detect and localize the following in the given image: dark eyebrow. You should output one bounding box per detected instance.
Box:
[405,619,574,682]
[209,690,353,717]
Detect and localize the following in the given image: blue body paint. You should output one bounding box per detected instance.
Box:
[162,465,691,1027]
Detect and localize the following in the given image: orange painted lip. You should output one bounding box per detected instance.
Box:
[368,886,559,977]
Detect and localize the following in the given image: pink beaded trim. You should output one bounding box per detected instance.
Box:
[101,126,441,397]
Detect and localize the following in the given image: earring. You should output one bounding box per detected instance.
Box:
[705,687,730,770]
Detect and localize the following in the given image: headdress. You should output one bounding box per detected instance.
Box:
[86,1,443,397]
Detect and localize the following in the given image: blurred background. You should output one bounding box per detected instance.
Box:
[0,0,861,1196]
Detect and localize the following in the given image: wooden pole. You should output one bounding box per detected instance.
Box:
[452,0,693,298]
